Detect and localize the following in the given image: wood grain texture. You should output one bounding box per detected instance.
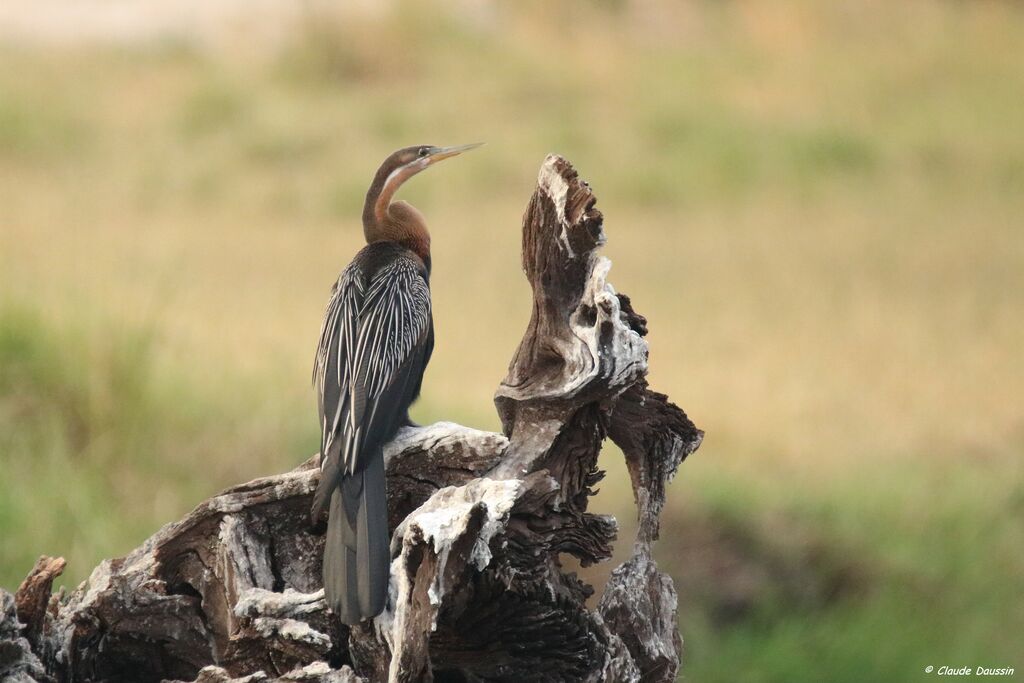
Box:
[3,155,701,683]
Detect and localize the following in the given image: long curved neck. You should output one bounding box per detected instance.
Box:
[362,165,431,265]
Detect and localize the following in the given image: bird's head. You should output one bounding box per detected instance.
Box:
[378,143,483,192]
[364,143,483,244]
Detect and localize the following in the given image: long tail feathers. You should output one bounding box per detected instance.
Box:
[323,450,388,625]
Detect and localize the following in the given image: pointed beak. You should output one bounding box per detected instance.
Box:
[426,142,484,164]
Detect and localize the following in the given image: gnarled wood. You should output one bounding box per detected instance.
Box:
[5,155,701,683]
[1,590,50,683]
[14,556,65,655]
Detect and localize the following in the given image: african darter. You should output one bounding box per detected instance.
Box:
[312,143,481,624]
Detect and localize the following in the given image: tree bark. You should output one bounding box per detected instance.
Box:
[3,155,702,683]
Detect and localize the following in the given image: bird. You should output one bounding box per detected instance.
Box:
[311,143,482,625]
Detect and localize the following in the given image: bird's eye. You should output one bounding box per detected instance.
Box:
[418,147,429,157]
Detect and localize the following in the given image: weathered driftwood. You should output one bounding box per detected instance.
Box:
[3,155,702,683]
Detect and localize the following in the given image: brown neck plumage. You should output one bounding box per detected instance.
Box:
[362,160,431,265]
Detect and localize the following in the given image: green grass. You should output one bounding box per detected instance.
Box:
[667,461,1024,682]
[0,305,316,589]
[1,1,1022,680]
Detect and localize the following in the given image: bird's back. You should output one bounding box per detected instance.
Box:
[311,240,433,624]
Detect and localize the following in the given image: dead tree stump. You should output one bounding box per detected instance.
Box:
[3,155,702,683]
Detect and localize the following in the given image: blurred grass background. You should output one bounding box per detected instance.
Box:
[1,0,1022,680]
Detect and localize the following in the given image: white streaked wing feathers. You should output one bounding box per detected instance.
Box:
[313,257,430,476]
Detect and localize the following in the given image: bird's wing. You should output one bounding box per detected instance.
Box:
[313,255,431,503]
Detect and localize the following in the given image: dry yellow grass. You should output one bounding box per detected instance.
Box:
[3,4,1021,467]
